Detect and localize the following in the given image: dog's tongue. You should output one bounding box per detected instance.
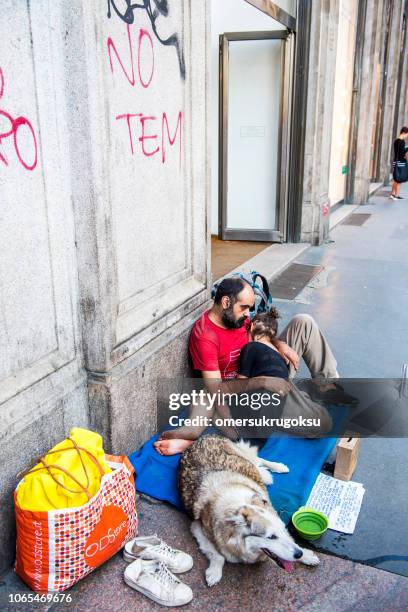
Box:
[281,560,294,573]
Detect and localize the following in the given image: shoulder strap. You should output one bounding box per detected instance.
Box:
[250,271,272,307]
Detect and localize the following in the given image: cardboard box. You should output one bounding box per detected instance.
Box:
[334,434,361,481]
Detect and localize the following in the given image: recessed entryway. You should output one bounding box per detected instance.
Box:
[211,237,272,281]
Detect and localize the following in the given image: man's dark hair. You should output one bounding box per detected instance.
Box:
[213,277,246,305]
[400,126,408,134]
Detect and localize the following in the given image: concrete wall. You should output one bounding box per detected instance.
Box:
[63,1,210,452]
[0,0,210,572]
[0,0,89,572]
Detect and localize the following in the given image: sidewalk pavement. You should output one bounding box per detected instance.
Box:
[2,185,408,611]
[276,183,408,378]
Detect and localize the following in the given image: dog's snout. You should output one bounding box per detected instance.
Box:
[294,549,303,559]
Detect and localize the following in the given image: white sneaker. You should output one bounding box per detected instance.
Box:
[123,534,193,573]
[124,559,193,607]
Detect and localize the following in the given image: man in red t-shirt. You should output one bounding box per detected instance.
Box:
[189,294,250,381]
[154,276,340,455]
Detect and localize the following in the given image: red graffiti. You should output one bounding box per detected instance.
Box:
[138,29,154,88]
[115,111,182,166]
[162,111,182,165]
[107,24,135,86]
[115,113,142,155]
[109,22,183,167]
[139,115,159,156]
[0,67,38,171]
[107,24,154,89]
[108,21,182,167]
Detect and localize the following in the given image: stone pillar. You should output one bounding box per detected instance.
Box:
[402,3,408,123]
[300,0,339,244]
[376,0,405,183]
[62,1,210,454]
[396,10,408,134]
[348,0,385,205]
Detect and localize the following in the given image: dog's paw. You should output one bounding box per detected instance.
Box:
[259,466,273,485]
[205,564,223,587]
[300,549,320,566]
[272,462,289,473]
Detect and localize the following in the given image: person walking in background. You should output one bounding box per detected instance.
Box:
[390,126,408,200]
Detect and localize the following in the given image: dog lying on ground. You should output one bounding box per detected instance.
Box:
[178,436,319,586]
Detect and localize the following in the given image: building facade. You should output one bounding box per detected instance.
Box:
[0,0,407,570]
[210,0,408,246]
[301,0,408,244]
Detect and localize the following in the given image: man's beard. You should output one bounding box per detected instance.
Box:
[221,307,246,329]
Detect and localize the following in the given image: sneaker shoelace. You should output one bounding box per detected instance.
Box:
[152,562,180,591]
[151,540,178,561]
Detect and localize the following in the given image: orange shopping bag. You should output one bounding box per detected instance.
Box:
[15,442,138,593]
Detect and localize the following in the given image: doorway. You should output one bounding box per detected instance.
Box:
[219,31,292,242]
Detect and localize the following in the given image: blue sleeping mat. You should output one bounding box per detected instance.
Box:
[128,434,338,524]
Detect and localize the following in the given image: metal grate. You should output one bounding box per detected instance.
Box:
[269,263,322,300]
[341,213,372,226]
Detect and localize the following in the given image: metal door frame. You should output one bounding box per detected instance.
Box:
[219,30,291,242]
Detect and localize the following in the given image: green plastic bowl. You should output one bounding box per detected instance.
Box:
[291,506,329,541]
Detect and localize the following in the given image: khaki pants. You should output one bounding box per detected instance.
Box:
[276,313,337,434]
[218,314,337,437]
[279,313,338,380]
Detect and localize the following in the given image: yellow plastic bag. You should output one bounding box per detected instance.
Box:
[16,428,111,511]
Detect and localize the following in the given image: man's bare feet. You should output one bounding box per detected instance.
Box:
[153,439,194,455]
